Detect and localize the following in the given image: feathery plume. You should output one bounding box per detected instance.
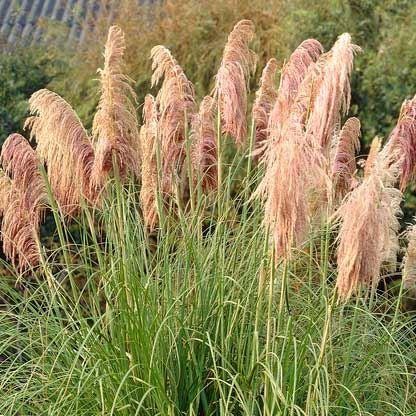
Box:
[214,20,256,146]
[336,151,402,300]
[331,117,361,198]
[92,25,140,185]
[140,95,159,231]
[305,33,360,150]
[190,96,217,192]
[150,45,196,196]
[252,58,278,154]
[381,95,416,191]
[25,89,96,216]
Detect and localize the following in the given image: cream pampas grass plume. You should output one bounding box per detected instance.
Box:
[0,134,46,271]
[305,33,360,150]
[252,58,278,153]
[25,89,96,217]
[364,137,382,178]
[331,117,361,198]
[150,45,195,196]
[92,25,140,185]
[403,223,416,290]
[140,94,159,231]
[190,96,217,192]
[336,149,402,300]
[214,20,256,146]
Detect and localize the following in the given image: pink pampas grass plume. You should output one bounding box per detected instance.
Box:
[190,96,217,192]
[381,95,416,191]
[25,89,96,217]
[252,58,278,154]
[331,117,361,199]
[305,33,360,150]
[255,120,330,259]
[0,134,47,271]
[150,45,196,196]
[335,149,402,300]
[268,39,323,139]
[92,25,140,185]
[214,20,256,146]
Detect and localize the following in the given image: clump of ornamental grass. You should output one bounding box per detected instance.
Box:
[25,89,97,217]
[150,45,196,197]
[214,19,256,147]
[190,96,217,193]
[92,25,140,186]
[0,134,46,271]
[140,94,159,231]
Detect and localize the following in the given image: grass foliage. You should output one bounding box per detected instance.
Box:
[0,150,415,415]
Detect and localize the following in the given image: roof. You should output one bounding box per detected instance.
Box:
[0,0,115,44]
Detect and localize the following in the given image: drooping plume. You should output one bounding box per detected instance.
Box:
[252,58,278,153]
[150,45,196,196]
[335,149,402,300]
[25,89,96,216]
[1,133,46,221]
[0,134,47,272]
[331,117,361,199]
[190,96,217,192]
[305,33,360,150]
[214,20,256,146]
[140,94,159,231]
[255,120,330,259]
[381,95,416,191]
[92,25,140,185]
